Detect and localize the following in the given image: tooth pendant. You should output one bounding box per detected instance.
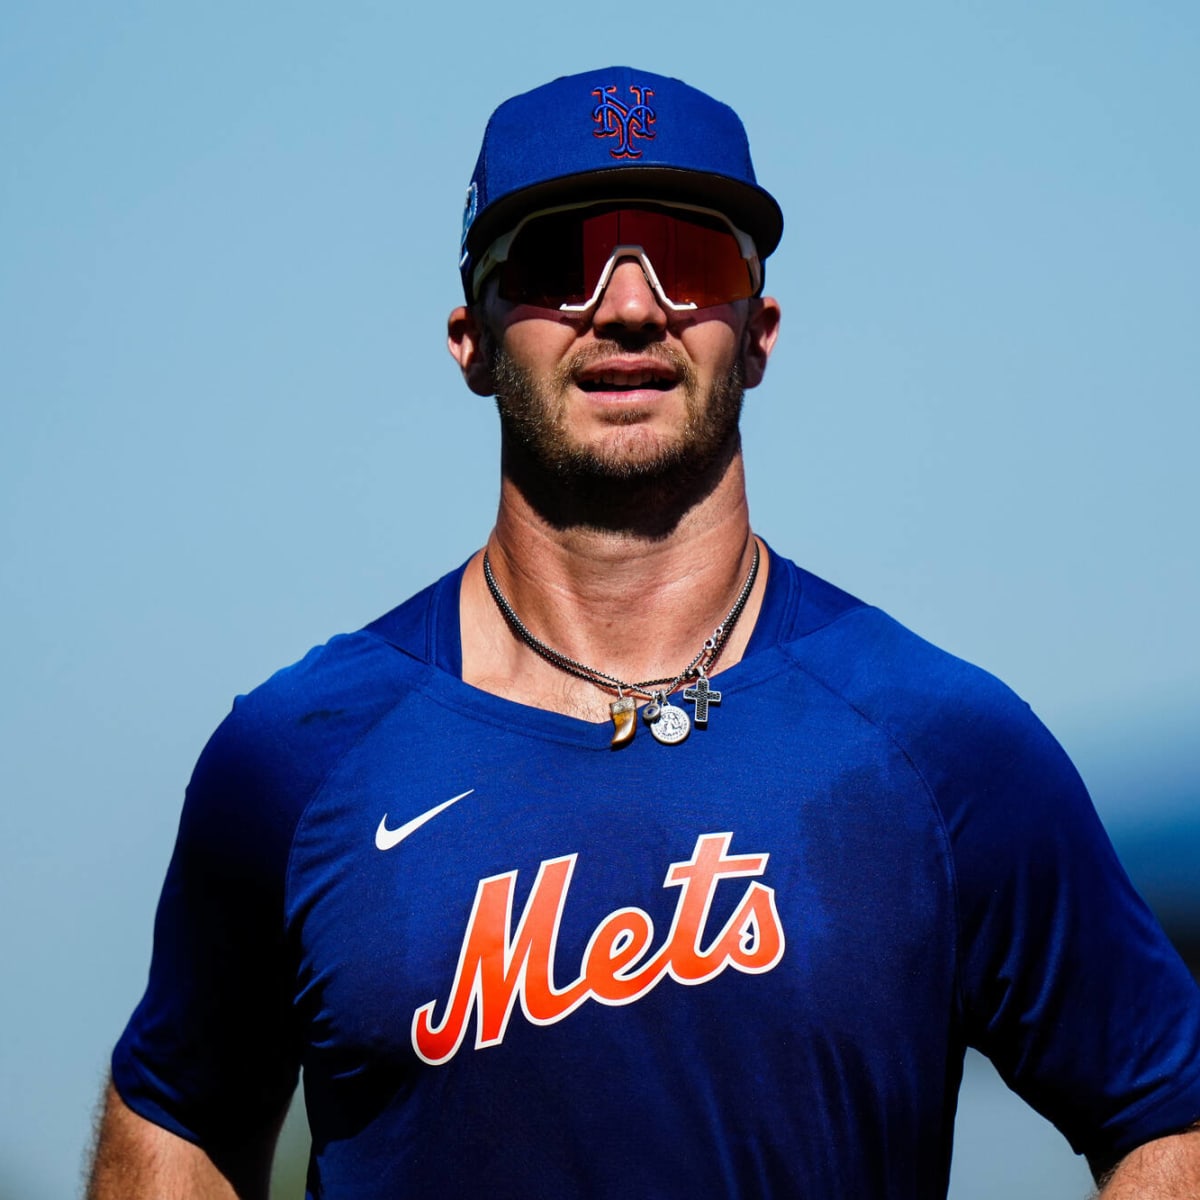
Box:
[609,696,637,747]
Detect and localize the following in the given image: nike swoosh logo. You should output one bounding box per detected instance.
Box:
[375,789,474,851]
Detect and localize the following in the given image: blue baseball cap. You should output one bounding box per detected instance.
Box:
[459,66,783,300]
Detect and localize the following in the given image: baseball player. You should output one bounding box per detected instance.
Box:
[89,67,1200,1198]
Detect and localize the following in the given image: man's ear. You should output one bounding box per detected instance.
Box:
[447,305,496,396]
[740,297,781,390]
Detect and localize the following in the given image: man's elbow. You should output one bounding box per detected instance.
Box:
[87,1078,278,1200]
[1095,1123,1200,1199]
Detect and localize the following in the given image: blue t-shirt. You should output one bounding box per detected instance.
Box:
[113,547,1200,1197]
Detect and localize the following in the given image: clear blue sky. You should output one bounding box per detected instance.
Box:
[1,3,1196,1195]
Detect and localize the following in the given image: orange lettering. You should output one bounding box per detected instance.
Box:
[411,833,785,1064]
[583,908,659,1002]
[662,834,779,983]
[411,856,589,1065]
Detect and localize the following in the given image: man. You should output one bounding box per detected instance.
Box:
[90,67,1200,1198]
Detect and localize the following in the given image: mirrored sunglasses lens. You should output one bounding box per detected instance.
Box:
[498,209,602,307]
[497,207,753,309]
[606,209,754,308]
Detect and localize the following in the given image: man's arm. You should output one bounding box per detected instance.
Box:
[87,1079,281,1200]
[1095,1125,1200,1198]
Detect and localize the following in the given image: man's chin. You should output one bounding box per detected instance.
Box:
[573,424,681,469]
[551,425,741,485]
[527,422,685,477]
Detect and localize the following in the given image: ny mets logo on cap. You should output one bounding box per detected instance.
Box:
[592,85,656,159]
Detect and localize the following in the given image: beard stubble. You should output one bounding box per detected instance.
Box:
[489,337,746,488]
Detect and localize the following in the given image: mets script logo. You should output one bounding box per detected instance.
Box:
[411,832,785,1065]
[592,85,656,159]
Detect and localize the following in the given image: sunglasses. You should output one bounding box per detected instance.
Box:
[471,201,763,313]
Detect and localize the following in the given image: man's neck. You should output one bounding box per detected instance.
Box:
[458,447,766,722]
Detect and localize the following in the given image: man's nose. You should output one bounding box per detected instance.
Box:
[591,256,668,334]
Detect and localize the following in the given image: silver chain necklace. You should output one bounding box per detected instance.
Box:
[482,541,760,747]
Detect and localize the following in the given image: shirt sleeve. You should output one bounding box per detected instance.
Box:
[938,691,1200,1171]
[111,692,306,1153]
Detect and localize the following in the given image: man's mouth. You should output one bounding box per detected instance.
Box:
[574,364,680,394]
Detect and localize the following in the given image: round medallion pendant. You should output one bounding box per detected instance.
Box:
[649,703,691,745]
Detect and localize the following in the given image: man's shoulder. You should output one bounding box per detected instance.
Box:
[771,552,981,678]
[231,561,462,730]
[773,553,1064,783]
[224,628,418,743]
[790,591,1020,719]
[187,570,458,823]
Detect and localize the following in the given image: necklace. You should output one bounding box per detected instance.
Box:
[482,540,760,748]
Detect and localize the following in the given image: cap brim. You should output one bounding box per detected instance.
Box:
[465,166,783,264]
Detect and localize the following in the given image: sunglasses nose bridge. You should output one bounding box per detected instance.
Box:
[562,245,698,315]
[593,250,667,321]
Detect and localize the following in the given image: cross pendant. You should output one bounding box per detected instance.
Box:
[683,674,722,727]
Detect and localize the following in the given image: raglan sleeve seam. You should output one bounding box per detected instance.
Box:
[777,641,967,1022]
[280,675,430,930]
